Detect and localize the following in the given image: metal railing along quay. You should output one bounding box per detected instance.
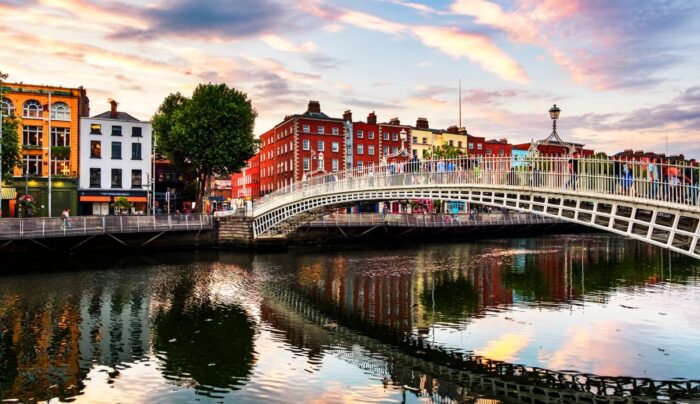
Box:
[306,213,561,228]
[0,214,213,240]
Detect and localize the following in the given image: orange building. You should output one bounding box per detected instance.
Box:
[1,82,89,217]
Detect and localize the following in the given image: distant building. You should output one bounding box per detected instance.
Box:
[231,154,260,200]
[513,140,594,157]
[78,100,152,215]
[1,82,89,217]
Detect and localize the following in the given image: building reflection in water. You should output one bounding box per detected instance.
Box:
[287,235,686,336]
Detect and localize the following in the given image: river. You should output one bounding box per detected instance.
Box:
[1,234,698,403]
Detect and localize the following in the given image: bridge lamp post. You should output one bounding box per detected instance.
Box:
[309,151,324,176]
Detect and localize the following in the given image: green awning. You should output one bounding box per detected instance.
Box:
[1,187,17,200]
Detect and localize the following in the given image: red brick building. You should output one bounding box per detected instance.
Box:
[350,111,381,170]
[378,118,412,165]
[484,138,512,157]
[231,154,260,199]
[514,141,594,157]
[259,101,345,195]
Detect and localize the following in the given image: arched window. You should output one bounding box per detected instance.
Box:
[23,99,42,118]
[1,97,14,116]
[51,102,71,121]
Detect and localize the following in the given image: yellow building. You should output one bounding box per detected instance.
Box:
[411,117,443,159]
[1,83,89,217]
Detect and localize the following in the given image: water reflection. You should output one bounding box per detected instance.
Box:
[0,236,698,402]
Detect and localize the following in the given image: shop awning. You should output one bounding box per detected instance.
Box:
[126,197,148,202]
[80,195,111,202]
[1,187,17,200]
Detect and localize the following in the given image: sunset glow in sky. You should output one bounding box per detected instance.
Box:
[2,0,700,156]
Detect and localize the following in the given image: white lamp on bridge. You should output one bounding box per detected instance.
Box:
[381,128,409,166]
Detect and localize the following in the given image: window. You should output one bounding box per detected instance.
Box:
[132,143,142,160]
[111,141,122,159]
[477,143,483,150]
[449,140,454,146]
[422,137,427,144]
[357,145,363,155]
[422,150,429,158]
[318,157,324,171]
[357,161,363,169]
[317,126,324,134]
[23,100,42,118]
[458,141,462,148]
[90,124,102,134]
[368,145,375,155]
[132,127,142,137]
[412,149,418,157]
[383,132,389,140]
[412,136,417,143]
[317,140,324,151]
[23,155,41,175]
[384,146,389,155]
[332,127,339,135]
[392,133,398,141]
[486,149,492,156]
[51,127,70,147]
[332,159,339,172]
[368,131,375,139]
[51,158,69,176]
[22,126,42,146]
[111,169,122,188]
[468,142,474,150]
[303,125,310,133]
[112,125,122,136]
[499,149,505,156]
[303,157,310,171]
[392,146,398,154]
[131,169,142,188]
[1,97,14,116]
[90,168,102,188]
[303,139,310,150]
[332,142,339,152]
[90,140,101,158]
[51,102,70,121]
[357,130,363,139]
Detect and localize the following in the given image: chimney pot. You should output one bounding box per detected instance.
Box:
[307,100,321,114]
[367,111,377,125]
[109,99,118,118]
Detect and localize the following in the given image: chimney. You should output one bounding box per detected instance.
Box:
[447,125,458,134]
[109,99,118,118]
[307,100,321,114]
[388,117,400,125]
[416,117,429,129]
[458,127,468,135]
[343,110,352,122]
[367,112,377,125]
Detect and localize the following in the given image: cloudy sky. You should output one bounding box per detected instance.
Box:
[2,0,700,157]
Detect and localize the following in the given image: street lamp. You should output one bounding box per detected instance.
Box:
[528,104,573,157]
[381,128,409,166]
[309,150,325,176]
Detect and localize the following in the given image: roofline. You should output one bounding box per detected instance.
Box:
[83,116,151,124]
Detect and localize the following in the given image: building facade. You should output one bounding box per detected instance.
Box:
[231,154,260,200]
[78,100,152,215]
[1,82,89,217]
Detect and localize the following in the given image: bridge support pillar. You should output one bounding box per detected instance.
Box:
[217,216,256,248]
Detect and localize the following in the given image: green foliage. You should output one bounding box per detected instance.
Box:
[50,146,71,159]
[153,84,257,211]
[428,144,464,159]
[1,115,20,180]
[113,196,132,212]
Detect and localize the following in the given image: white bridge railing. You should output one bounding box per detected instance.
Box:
[0,214,213,240]
[253,156,700,216]
[306,212,561,228]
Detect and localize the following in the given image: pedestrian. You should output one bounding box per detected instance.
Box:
[61,208,72,230]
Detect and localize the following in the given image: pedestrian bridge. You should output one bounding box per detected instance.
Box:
[251,156,700,259]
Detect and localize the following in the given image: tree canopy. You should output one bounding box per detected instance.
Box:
[152,83,257,210]
[1,71,21,180]
[427,144,465,159]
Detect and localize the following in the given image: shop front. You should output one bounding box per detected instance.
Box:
[78,190,148,215]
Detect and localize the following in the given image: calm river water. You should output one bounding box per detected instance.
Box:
[1,234,699,403]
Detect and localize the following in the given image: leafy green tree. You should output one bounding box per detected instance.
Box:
[2,71,21,180]
[428,144,464,159]
[153,84,257,211]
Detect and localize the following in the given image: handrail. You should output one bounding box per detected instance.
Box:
[251,156,700,216]
[0,214,214,240]
[305,213,560,228]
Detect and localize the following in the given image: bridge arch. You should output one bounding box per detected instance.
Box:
[251,158,700,259]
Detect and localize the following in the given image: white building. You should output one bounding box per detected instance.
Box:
[79,100,152,215]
